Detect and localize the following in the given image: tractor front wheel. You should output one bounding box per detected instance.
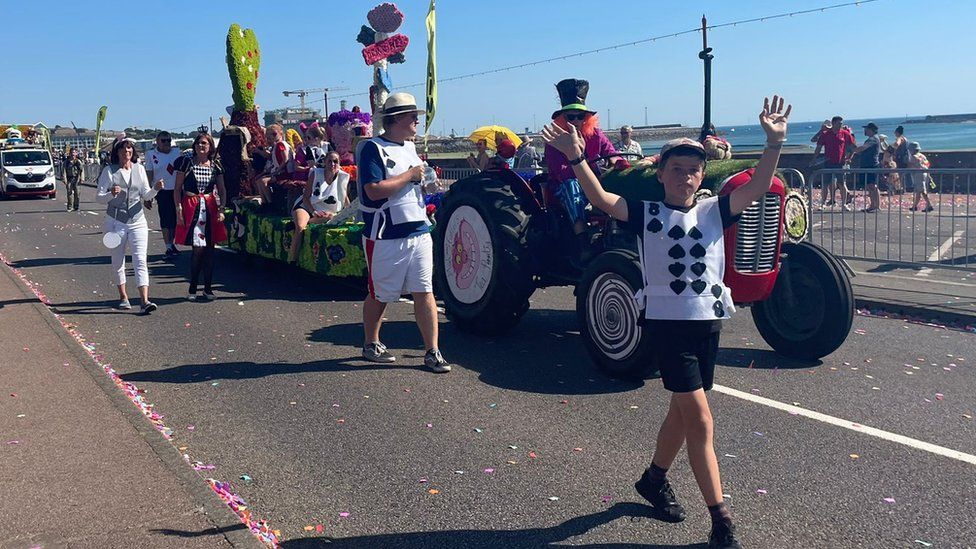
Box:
[752,241,853,360]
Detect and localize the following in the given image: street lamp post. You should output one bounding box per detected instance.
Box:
[699,14,714,141]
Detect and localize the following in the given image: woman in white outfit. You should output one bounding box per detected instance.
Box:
[287,150,348,264]
[96,139,165,313]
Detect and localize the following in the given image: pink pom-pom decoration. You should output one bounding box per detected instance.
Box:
[367,3,404,33]
[362,34,409,65]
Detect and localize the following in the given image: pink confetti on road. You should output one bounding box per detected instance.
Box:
[756,489,768,494]
[883,497,896,504]
[484,468,495,474]
[339,512,350,518]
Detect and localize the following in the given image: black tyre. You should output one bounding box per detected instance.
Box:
[752,241,853,360]
[434,175,534,335]
[576,249,656,381]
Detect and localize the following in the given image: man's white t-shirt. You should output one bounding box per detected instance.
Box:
[145,148,182,190]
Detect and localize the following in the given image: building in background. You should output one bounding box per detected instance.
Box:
[263,107,321,132]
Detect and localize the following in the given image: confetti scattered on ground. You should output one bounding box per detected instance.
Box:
[0,251,280,548]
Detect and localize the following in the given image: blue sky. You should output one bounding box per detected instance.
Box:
[1,0,972,135]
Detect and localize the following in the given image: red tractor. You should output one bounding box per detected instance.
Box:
[433,159,853,380]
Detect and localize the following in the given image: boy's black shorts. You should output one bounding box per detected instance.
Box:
[646,320,721,393]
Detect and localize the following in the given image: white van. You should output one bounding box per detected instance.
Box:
[1,144,57,199]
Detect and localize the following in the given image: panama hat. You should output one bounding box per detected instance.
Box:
[382,92,426,116]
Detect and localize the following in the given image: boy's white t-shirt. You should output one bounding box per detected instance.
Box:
[145,148,182,191]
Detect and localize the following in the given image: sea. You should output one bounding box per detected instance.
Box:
[639,116,976,153]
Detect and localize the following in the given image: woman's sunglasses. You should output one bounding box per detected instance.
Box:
[565,113,587,122]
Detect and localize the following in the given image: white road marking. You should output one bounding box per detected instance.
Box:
[917,230,964,277]
[712,384,976,465]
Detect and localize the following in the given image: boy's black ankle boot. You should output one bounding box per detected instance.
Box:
[708,520,742,549]
[634,470,686,523]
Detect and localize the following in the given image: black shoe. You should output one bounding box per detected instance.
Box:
[708,521,742,549]
[634,473,686,523]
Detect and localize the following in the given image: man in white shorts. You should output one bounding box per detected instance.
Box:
[356,93,451,373]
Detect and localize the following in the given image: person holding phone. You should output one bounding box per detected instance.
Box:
[96,138,164,313]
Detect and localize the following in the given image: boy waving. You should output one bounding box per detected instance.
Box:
[543,96,790,549]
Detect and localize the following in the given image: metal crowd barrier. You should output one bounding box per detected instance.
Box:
[83,163,103,184]
[802,167,974,270]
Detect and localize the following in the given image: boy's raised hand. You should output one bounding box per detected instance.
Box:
[541,123,583,158]
[760,95,791,142]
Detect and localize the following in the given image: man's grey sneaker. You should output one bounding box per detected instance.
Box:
[708,520,742,549]
[635,473,686,523]
[141,301,158,314]
[362,342,396,363]
[117,299,132,310]
[424,349,452,373]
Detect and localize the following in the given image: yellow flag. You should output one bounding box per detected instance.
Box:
[424,0,437,143]
[94,106,107,153]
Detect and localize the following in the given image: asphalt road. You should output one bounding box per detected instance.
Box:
[2,186,975,549]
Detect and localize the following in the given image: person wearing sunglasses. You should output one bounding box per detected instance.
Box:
[545,78,627,263]
[466,138,490,172]
[287,151,349,264]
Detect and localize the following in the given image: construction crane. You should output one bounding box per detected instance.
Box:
[282,87,349,118]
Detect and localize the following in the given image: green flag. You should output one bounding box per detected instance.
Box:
[94,106,107,153]
[424,0,437,149]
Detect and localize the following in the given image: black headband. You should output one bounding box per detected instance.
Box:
[384,105,419,116]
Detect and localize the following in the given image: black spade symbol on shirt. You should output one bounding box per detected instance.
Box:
[713,301,726,318]
[690,262,706,277]
[690,243,706,259]
[386,158,397,169]
[668,244,685,259]
[711,284,723,298]
[313,189,320,196]
[646,218,663,233]
[670,280,687,295]
[648,202,660,216]
[688,226,704,240]
[324,195,337,204]
[690,279,707,295]
[668,262,685,277]
[667,225,685,240]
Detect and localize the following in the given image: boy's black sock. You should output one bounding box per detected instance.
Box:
[646,462,668,486]
[708,501,733,526]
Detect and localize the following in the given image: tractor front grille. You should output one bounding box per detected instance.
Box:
[734,192,781,273]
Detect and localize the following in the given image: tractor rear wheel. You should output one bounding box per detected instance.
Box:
[752,241,853,360]
[434,175,534,335]
[576,249,656,381]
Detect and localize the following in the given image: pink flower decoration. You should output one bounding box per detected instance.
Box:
[367,3,404,33]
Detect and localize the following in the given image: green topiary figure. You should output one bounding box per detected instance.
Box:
[221,23,266,198]
[225,23,265,149]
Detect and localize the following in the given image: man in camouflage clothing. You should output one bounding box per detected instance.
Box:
[64,148,85,211]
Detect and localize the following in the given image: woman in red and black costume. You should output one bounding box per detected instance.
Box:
[174,132,228,301]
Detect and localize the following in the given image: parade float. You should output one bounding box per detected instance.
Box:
[216,5,410,278]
